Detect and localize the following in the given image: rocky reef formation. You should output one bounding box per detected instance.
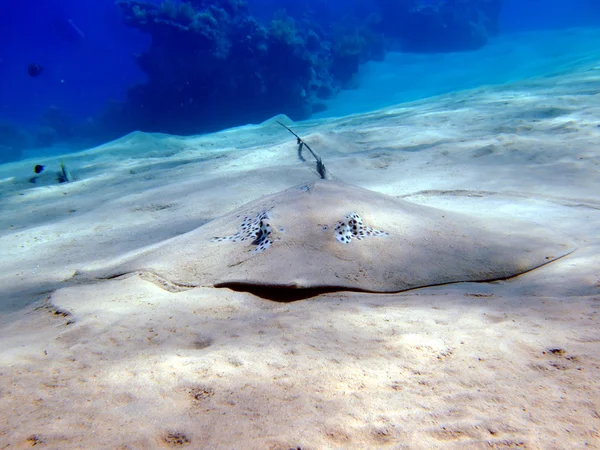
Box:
[16,0,499,142]
[110,0,379,134]
[377,0,501,52]
[108,0,500,135]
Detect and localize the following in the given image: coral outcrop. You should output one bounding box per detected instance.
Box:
[114,0,343,134]
[106,0,500,135]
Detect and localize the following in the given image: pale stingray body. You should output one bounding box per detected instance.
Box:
[87,181,574,298]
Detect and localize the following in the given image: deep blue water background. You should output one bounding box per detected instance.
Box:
[1,0,600,162]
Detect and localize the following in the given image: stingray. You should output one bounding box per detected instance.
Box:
[83,180,575,301]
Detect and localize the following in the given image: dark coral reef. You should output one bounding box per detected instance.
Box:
[377,0,501,52]
[110,0,348,134]
[108,0,500,135]
[19,0,500,143]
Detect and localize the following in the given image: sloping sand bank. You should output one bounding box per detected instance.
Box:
[0,63,599,448]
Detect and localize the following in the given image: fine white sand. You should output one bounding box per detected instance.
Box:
[1,61,600,448]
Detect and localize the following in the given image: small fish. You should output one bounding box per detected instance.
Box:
[28,63,44,77]
[34,164,45,174]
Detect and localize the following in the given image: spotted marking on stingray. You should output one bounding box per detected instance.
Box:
[334,212,388,244]
[212,211,273,252]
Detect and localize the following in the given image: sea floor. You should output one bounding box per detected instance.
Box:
[1,41,600,449]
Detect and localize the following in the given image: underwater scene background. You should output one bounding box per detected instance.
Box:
[1,0,600,162]
[3,2,600,447]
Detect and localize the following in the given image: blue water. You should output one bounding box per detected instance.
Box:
[1,0,600,162]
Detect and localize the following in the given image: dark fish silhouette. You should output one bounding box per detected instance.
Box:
[28,63,44,77]
[34,164,45,174]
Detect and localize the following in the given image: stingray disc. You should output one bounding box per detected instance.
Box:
[90,180,575,298]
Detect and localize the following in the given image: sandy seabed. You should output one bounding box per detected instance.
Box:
[0,62,600,449]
